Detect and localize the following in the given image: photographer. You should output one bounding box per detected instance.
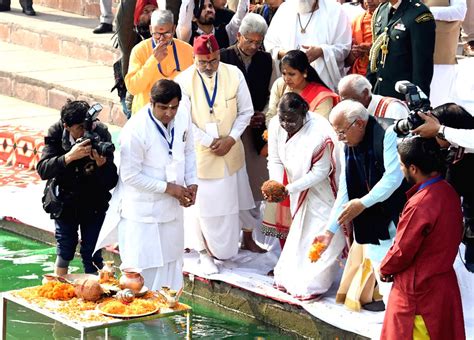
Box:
[413,103,474,273]
[37,100,118,276]
[380,137,465,340]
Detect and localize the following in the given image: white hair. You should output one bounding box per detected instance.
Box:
[239,13,268,36]
[338,74,373,97]
[150,9,174,26]
[330,99,369,122]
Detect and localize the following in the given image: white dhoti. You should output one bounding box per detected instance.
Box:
[118,215,184,291]
[274,186,346,299]
[187,165,254,260]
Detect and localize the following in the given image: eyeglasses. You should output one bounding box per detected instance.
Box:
[196,59,220,67]
[151,31,173,39]
[241,35,263,47]
[335,120,357,139]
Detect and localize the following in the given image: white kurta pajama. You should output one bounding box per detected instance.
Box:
[176,64,255,261]
[116,103,198,292]
[267,112,346,300]
[264,0,352,90]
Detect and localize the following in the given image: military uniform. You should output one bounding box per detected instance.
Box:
[368,0,436,100]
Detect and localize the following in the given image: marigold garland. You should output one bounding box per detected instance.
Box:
[308,242,327,262]
[37,281,75,300]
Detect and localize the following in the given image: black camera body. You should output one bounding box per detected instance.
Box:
[393,81,431,136]
[76,103,115,158]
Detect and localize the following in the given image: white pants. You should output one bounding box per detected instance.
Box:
[141,260,184,292]
[100,0,113,24]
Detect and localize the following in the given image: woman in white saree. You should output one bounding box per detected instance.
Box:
[266,93,346,300]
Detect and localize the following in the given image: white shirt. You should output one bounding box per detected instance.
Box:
[367,94,410,120]
[118,103,198,223]
[444,126,474,152]
[430,0,467,21]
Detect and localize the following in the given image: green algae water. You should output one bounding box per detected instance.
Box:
[0,229,292,339]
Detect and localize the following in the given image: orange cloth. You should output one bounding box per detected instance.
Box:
[125,38,194,114]
[350,12,373,76]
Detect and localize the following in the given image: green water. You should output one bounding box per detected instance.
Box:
[0,229,292,339]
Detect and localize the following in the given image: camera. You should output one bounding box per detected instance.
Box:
[393,81,432,136]
[76,103,115,158]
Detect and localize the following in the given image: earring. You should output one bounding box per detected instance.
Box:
[304,74,307,78]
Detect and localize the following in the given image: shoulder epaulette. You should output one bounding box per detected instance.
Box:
[415,12,434,23]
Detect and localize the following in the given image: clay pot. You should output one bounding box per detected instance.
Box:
[119,268,144,294]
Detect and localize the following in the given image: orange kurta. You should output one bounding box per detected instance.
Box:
[350,12,373,76]
[125,38,194,114]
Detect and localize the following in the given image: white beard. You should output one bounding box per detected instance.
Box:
[294,0,316,13]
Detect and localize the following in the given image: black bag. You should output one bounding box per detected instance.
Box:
[42,178,64,219]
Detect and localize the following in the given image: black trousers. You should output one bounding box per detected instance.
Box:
[54,211,105,274]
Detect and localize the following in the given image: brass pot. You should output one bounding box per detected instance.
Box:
[119,268,144,294]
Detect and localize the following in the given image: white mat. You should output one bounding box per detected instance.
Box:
[1,182,473,339]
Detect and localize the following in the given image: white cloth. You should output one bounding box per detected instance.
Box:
[429,0,467,107]
[367,94,409,120]
[140,260,183,292]
[444,126,474,151]
[341,2,365,23]
[264,0,352,90]
[176,0,249,45]
[185,165,255,259]
[268,112,346,297]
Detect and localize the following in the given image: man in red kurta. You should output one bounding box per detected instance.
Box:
[380,137,465,340]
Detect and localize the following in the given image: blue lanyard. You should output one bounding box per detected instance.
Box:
[197,71,218,114]
[418,176,442,191]
[148,108,174,156]
[151,39,181,77]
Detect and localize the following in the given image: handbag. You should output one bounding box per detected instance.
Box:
[42,178,64,219]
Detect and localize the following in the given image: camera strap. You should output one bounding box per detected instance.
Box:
[151,39,181,77]
[148,108,175,156]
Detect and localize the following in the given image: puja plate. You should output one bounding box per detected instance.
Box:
[96,301,159,319]
[135,286,149,297]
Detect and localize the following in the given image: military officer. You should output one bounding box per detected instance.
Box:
[368,0,435,100]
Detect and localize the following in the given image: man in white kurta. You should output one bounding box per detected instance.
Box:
[117,79,198,291]
[264,0,352,90]
[175,34,255,275]
[338,74,409,120]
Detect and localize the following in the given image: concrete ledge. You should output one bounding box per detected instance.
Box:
[33,0,116,18]
[0,5,119,66]
[0,219,368,340]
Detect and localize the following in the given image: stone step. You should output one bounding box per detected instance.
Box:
[0,3,119,66]
[33,0,116,18]
[0,41,127,127]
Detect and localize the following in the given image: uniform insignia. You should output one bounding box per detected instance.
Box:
[415,13,434,23]
[394,23,406,31]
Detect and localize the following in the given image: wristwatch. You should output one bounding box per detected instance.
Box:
[436,125,446,141]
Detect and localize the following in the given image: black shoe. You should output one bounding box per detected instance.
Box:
[93,23,113,34]
[19,0,35,15]
[22,7,36,15]
[362,300,386,312]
